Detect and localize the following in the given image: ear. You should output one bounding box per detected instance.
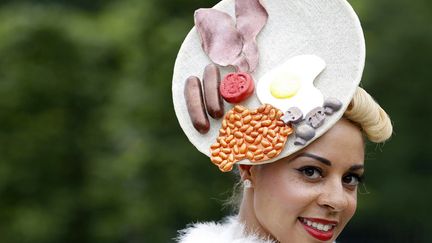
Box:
[238,164,253,181]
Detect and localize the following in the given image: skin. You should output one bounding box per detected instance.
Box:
[238,118,364,243]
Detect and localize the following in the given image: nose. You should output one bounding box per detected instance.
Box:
[317,178,349,212]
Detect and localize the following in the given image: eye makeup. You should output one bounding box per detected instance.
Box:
[291,152,365,189]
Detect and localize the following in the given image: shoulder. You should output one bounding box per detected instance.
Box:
[176,216,275,243]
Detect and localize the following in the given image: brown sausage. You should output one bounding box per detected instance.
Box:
[184,76,210,134]
[203,64,224,118]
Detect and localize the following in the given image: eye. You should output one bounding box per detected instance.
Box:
[297,166,322,180]
[342,173,363,186]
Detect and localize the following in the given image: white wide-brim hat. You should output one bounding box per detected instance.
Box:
[172,0,365,171]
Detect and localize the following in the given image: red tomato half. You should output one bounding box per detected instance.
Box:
[219,72,255,103]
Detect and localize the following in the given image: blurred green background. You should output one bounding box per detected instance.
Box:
[0,0,430,242]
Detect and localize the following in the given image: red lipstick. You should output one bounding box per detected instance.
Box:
[298,217,338,242]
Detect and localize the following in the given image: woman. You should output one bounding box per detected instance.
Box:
[176,88,392,242]
[172,0,392,242]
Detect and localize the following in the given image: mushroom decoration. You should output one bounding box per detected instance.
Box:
[294,124,316,146]
[281,107,304,124]
[305,107,326,129]
[323,97,343,115]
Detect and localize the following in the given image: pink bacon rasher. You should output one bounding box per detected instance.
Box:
[194,0,268,73]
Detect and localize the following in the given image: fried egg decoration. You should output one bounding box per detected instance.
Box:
[257,55,326,115]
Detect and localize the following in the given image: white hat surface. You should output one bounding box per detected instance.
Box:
[172,0,365,171]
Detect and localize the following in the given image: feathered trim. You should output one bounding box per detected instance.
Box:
[176,216,276,243]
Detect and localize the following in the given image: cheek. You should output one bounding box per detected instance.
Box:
[339,192,358,231]
[253,171,318,234]
[346,193,358,219]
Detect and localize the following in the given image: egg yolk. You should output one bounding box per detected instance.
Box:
[270,75,301,99]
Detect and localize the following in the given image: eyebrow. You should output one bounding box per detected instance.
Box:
[296,153,332,166]
[349,164,364,171]
[295,153,364,171]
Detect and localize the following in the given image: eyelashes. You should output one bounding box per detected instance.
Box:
[296,166,364,188]
[342,173,364,186]
[296,166,323,180]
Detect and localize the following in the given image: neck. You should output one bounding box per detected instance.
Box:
[238,188,275,241]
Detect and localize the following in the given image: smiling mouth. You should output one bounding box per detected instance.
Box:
[298,217,338,241]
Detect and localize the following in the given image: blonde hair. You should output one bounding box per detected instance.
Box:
[344,87,393,143]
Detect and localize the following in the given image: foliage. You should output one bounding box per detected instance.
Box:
[0,0,430,242]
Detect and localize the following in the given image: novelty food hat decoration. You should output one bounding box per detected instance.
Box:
[172,0,365,172]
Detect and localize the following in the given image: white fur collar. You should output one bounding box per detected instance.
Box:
[176,216,276,243]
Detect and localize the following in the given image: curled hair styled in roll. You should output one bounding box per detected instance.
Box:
[344,87,393,143]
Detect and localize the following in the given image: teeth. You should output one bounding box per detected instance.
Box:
[301,218,334,232]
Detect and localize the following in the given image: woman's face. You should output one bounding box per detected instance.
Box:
[248,119,364,242]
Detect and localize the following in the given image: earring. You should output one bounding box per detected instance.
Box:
[243,179,253,189]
